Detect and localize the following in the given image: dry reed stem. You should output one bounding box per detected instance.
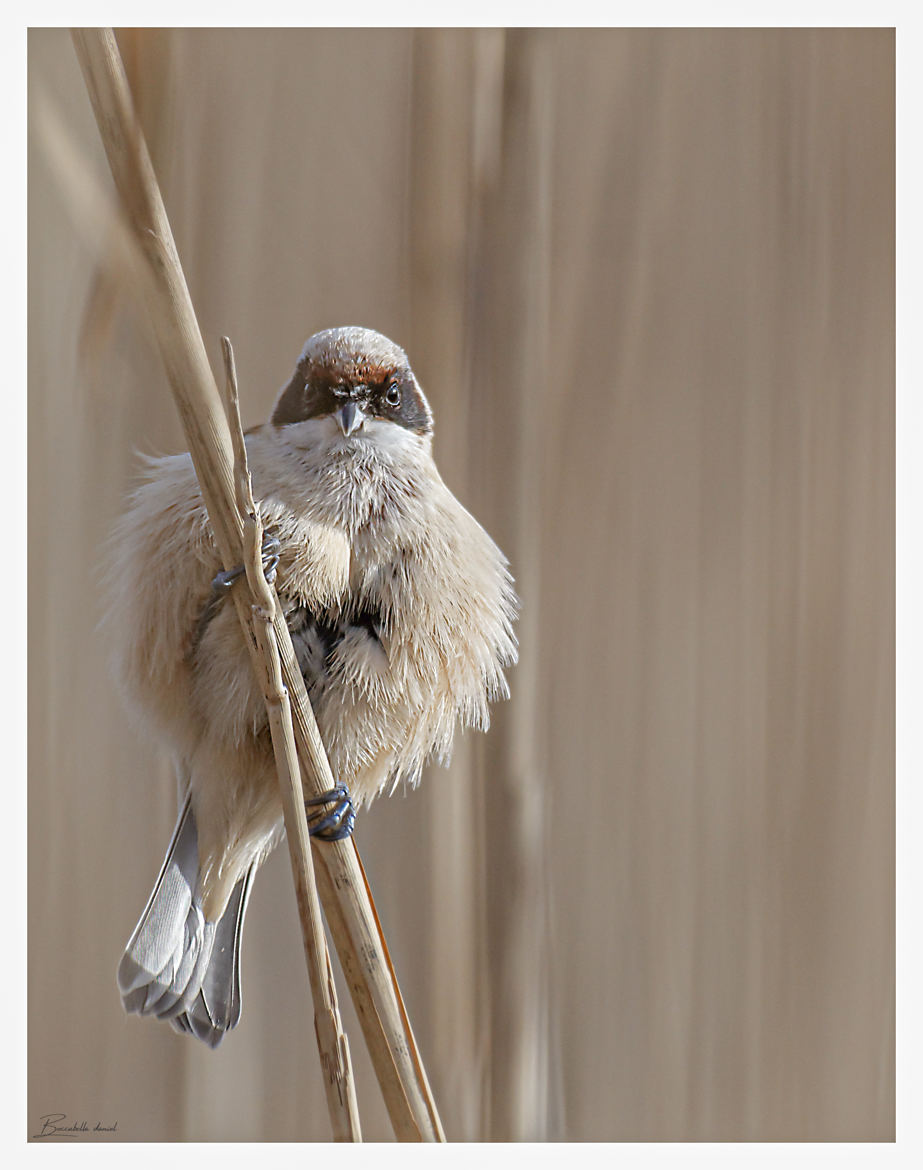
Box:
[220,338,361,1142]
[71,27,443,1142]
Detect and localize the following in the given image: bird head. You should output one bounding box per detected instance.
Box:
[271,326,434,441]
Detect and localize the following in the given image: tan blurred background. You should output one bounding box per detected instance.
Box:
[28,27,894,1142]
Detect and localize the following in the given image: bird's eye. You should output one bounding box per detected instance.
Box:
[385,381,402,407]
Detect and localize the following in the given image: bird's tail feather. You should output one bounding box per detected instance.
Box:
[117,795,252,1048]
[172,863,254,1043]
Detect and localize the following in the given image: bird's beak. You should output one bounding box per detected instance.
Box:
[335,401,365,436]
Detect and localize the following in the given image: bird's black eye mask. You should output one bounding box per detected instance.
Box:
[272,365,433,436]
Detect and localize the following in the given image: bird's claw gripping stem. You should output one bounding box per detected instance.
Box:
[305,784,356,841]
[212,532,281,593]
[191,533,282,656]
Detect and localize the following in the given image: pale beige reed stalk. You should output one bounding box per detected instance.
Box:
[71,26,443,1143]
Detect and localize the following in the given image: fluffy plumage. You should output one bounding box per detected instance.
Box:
[111,326,518,1045]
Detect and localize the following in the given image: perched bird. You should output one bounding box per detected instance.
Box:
[109,326,519,1046]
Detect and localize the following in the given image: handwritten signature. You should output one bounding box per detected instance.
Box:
[33,1114,118,1139]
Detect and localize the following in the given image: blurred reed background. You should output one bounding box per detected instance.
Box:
[28,27,894,1142]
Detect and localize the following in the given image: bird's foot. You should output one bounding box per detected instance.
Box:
[212,531,281,594]
[191,532,281,655]
[305,784,356,841]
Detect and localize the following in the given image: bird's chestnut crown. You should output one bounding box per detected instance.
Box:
[271,326,434,436]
